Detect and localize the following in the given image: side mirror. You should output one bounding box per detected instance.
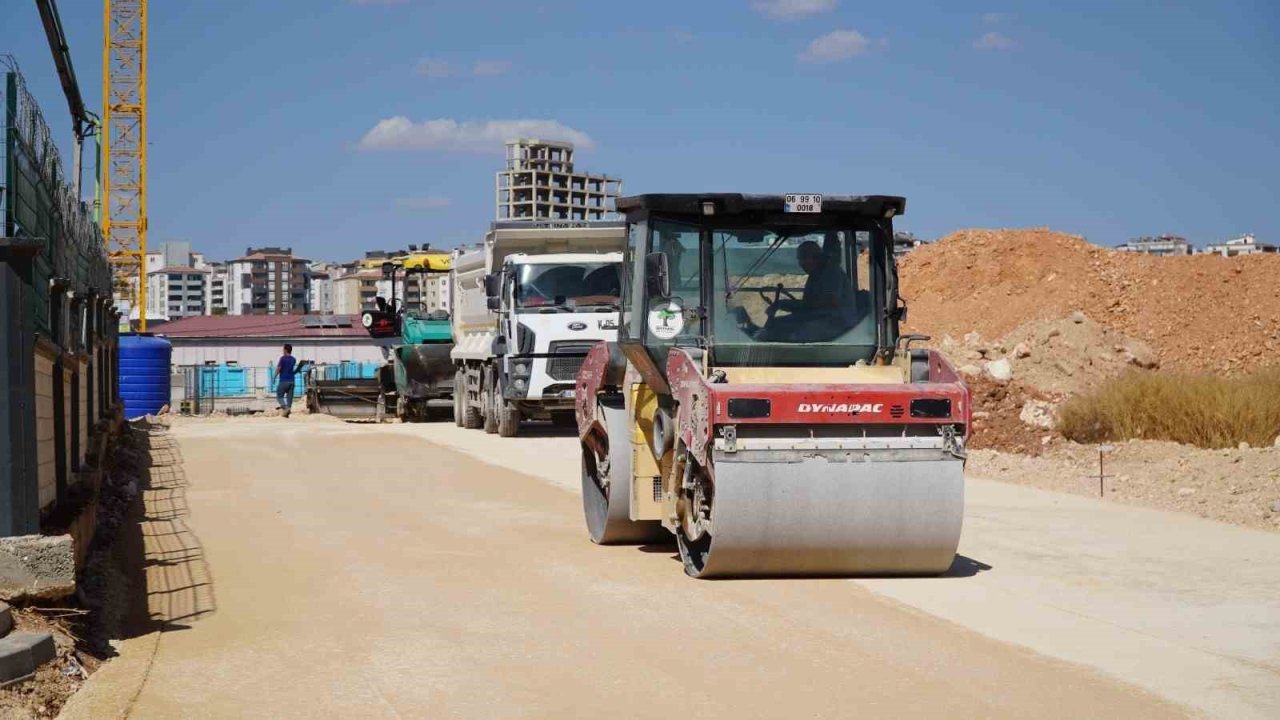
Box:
[644,252,670,299]
[381,262,397,278]
[486,296,501,311]
[483,272,501,298]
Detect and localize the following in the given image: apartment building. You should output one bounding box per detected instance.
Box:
[1202,233,1277,257]
[206,262,229,315]
[227,247,311,315]
[495,138,622,221]
[145,267,209,321]
[1116,235,1194,256]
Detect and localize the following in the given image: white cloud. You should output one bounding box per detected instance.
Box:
[753,0,838,20]
[395,196,452,210]
[414,59,453,78]
[982,12,1008,25]
[358,117,595,153]
[799,29,869,63]
[472,60,513,76]
[974,31,1015,50]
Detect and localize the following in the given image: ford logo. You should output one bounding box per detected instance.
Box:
[568,322,587,331]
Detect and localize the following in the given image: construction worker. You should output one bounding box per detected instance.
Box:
[275,344,303,418]
[742,240,858,342]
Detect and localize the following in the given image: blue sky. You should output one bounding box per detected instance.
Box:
[6,0,1278,261]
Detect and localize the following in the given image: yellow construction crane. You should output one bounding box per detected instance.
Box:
[101,0,147,330]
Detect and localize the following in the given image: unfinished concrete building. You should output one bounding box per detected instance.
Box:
[495,139,622,221]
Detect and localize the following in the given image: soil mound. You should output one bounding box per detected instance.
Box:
[900,228,1280,374]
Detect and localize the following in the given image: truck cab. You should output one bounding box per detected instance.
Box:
[451,222,627,436]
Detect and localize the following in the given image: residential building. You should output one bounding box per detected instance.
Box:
[421,272,451,314]
[332,269,382,315]
[130,241,210,322]
[495,138,622,221]
[309,261,342,315]
[145,266,209,321]
[893,232,928,258]
[228,247,311,315]
[1201,233,1277,257]
[206,262,229,315]
[1115,235,1194,256]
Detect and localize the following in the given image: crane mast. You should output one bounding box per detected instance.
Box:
[101,0,147,330]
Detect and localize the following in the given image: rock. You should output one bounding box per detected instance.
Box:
[1239,441,1251,450]
[1020,399,1058,429]
[962,331,982,347]
[1069,311,1087,324]
[1273,435,1280,449]
[1177,487,1197,497]
[985,358,1013,382]
[959,364,982,377]
[1272,500,1280,513]
[1013,342,1032,359]
[0,535,75,601]
[971,411,991,419]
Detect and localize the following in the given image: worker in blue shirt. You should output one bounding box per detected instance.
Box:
[276,344,305,418]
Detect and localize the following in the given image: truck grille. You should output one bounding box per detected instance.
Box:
[546,342,595,381]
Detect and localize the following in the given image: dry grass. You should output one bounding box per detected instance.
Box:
[1057,367,1280,449]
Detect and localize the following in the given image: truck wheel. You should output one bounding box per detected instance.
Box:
[498,399,520,438]
[482,370,499,434]
[453,370,465,427]
[460,368,483,429]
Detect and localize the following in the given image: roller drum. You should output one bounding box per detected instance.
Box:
[680,455,964,578]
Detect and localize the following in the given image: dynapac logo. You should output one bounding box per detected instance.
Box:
[798,403,884,414]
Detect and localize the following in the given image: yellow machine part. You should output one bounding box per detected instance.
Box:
[402,253,452,272]
[629,382,665,522]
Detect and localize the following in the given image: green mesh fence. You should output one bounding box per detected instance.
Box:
[2,55,112,347]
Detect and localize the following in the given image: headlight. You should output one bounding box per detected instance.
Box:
[514,362,529,376]
[513,378,527,391]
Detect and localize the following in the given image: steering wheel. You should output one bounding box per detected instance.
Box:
[757,283,796,317]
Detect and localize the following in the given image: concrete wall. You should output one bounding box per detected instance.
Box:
[33,350,56,511]
[78,360,89,470]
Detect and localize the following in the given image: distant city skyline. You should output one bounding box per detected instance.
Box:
[5,1,1277,260]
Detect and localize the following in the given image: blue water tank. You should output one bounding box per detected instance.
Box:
[119,334,172,420]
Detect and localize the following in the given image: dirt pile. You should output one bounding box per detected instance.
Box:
[900,228,1280,374]
[942,315,1159,396]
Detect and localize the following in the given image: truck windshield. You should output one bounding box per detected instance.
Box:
[710,226,876,364]
[515,262,621,311]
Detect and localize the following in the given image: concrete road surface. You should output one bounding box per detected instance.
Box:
[61,417,1275,718]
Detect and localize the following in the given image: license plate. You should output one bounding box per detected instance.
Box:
[785,193,822,213]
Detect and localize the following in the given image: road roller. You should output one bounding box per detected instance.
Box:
[574,193,969,578]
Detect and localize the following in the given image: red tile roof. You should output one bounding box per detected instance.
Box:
[155,315,370,339]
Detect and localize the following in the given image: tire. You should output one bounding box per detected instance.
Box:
[482,368,499,434]
[453,370,465,427]
[498,399,520,437]
[460,366,483,430]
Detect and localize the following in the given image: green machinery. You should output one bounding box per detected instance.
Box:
[361,253,455,422]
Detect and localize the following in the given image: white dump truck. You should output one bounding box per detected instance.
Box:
[451,221,627,436]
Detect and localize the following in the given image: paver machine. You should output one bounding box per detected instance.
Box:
[575,194,969,578]
[362,254,456,422]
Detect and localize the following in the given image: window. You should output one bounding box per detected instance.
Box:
[645,219,702,342]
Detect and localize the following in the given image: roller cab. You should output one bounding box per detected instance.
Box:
[576,193,969,578]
